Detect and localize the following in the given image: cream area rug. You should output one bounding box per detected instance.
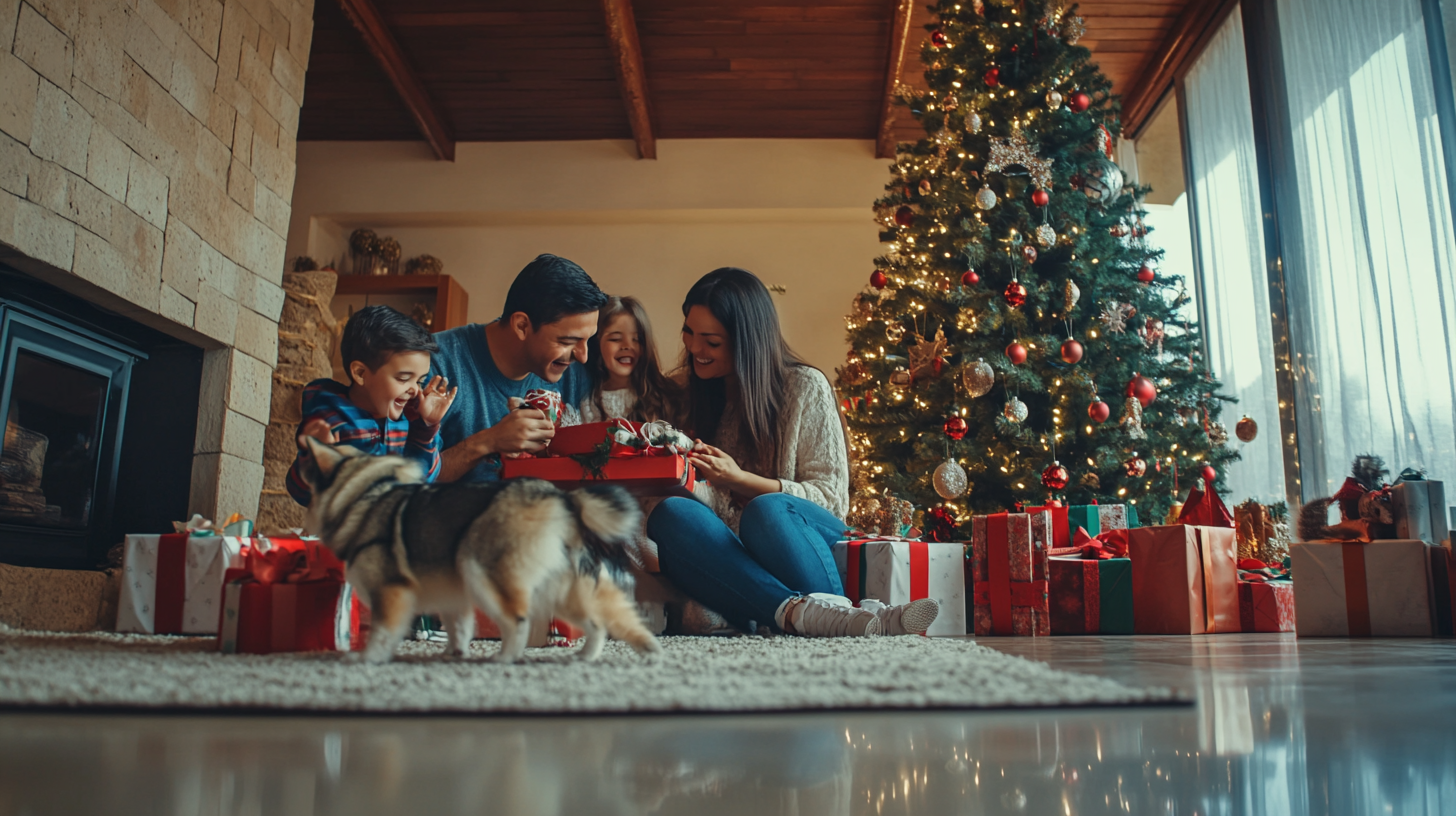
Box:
[0,627,1181,714]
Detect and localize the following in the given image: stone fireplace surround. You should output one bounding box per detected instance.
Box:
[0,0,317,541]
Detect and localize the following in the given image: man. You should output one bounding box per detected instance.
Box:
[431,254,608,482]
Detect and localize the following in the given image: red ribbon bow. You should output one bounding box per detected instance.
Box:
[1049,527,1129,559]
[243,540,344,585]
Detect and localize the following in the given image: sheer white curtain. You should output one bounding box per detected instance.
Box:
[1277,0,1456,497]
[1182,8,1287,504]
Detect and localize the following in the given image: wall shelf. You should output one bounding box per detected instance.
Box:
[331,274,470,331]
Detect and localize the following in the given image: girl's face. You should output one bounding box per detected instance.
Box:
[599,312,641,382]
[682,305,733,380]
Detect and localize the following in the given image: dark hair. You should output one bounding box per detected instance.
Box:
[340,305,438,372]
[587,296,683,424]
[500,254,609,328]
[680,268,806,472]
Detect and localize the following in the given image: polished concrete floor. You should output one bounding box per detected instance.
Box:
[1,635,1454,815]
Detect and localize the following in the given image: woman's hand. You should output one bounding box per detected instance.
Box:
[687,442,746,489]
[409,376,458,427]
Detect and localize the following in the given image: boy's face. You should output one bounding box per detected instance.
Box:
[349,351,432,420]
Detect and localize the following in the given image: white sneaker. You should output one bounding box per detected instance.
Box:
[859,598,940,636]
[785,595,881,637]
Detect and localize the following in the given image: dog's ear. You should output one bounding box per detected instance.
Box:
[303,435,347,478]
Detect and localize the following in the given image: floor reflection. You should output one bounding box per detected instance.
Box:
[1,635,1454,815]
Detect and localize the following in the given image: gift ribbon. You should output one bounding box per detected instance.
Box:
[241,540,344,585]
[989,513,1012,634]
[1048,527,1129,559]
[1197,528,1219,633]
[1341,543,1372,638]
[842,539,930,605]
[155,533,188,634]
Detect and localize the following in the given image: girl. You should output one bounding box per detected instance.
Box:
[574,296,682,424]
[647,268,939,638]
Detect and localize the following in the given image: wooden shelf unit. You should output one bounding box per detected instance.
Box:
[332,274,470,331]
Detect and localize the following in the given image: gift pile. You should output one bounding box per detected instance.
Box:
[501,404,698,496]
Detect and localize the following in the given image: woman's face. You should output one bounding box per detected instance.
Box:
[598,311,641,382]
[682,305,732,380]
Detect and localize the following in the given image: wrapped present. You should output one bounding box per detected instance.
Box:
[1238,580,1295,633]
[1129,525,1239,634]
[219,538,362,654]
[1291,540,1436,637]
[1234,500,1292,563]
[547,419,693,458]
[117,532,253,635]
[1391,477,1448,545]
[969,513,1050,636]
[1028,504,1070,550]
[833,538,967,636]
[501,454,696,497]
[1049,553,1133,635]
[523,388,563,425]
[1177,480,1234,528]
[1067,505,1101,539]
[1098,502,1139,531]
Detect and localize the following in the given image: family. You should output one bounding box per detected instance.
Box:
[287,254,940,640]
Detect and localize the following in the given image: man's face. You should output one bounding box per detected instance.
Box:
[519,311,598,382]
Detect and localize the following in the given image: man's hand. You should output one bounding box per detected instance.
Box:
[491,408,557,455]
[407,376,457,427]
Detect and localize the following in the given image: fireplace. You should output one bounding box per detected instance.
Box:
[0,269,203,569]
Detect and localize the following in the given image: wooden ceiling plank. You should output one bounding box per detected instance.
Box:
[601,0,657,159]
[875,0,915,159]
[335,0,456,161]
[1121,0,1235,137]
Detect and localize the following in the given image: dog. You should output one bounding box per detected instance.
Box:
[297,437,662,664]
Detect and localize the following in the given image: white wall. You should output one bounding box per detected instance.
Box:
[287,140,892,374]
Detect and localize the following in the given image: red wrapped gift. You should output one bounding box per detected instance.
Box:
[1238,580,1295,632]
[501,453,697,497]
[218,539,362,654]
[1129,525,1239,634]
[1177,479,1234,528]
[970,512,1050,636]
[523,388,563,425]
[1028,504,1071,550]
[547,419,644,458]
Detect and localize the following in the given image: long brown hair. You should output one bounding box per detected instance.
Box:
[680,268,807,473]
[587,296,682,424]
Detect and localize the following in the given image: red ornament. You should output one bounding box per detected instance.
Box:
[1006,342,1028,365]
[1137,265,1156,284]
[1041,461,1070,490]
[894,206,915,227]
[1060,338,1083,364]
[930,29,948,48]
[870,270,888,289]
[1088,399,1111,423]
[1003,281,1027,307]
[1031,189,1050,207]
[961,269,980,286]
[925,506,958,542]
[1069,91,1091,113]
[1126,374,1157,407]
[1124,455,1147,478]
[944,416,968,440]
[985,67,1000,87]
[1201,465,1218,482]
[1021,245,1038,264]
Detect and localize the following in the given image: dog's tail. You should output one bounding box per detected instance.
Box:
[566,485,641,578]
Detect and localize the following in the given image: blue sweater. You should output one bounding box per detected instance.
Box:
[429,323,592,482]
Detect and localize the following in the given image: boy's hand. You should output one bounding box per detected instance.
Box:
[408,376,457,427]
[299,418,337,448]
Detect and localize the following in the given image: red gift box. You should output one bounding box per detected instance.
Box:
[970,512,1050,636]
[1028,504,1071,550]
[1129,525,1240,634]
[1238,580,1295,633]
[547,420,643,457]
[218,539,362,654]
[501,453,696,497]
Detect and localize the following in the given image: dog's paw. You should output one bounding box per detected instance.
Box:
[487,652,518,665]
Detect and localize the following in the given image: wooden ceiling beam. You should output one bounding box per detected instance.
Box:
[1120,0,1237,138]
[601,0,656,159]
[874,0,916,159]
[335,0,456,161]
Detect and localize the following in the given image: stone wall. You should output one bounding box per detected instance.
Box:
[0,0,315,522]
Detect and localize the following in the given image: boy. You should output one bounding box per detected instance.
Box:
[287,305,457,506]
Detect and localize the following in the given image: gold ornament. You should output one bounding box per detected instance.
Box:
[961,358,995,397]
[1207,421,1230,446]
[1036,223,1056,248]
[1046,90,1063,110]
[885,321,906,342]
[984,131,1054,190]
[1119,396,1146,439]
[1004,396,1028,423]
[837,358,871,388]
[349,228,378,256]
[1061,13,1086,44]
[908,327,949,380]
[1064,279,1081,311]
[1079,471,1100,490]
[404,254,443,275]
[1236,416,1259,442]
[942,93,958,111]
[933,459,969,499]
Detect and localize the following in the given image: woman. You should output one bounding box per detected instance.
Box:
[648,268,939,637]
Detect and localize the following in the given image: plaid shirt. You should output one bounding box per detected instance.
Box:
[286,379,441,506]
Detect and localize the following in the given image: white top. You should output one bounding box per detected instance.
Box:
[578,388,638,423]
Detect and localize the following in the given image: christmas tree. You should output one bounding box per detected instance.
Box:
[837,0,1237,535]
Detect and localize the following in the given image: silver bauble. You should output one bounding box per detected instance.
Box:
[975,185,997,210]
[1080,156,1124,206]
[1035,223,1056,247]
[967,111,983,134]
[1004,396,1028,423]
[961,358,995,397]
[933,459,969,499]
[1045,90,1063,110]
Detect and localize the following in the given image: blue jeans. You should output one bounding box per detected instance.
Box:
[647,493,845,633]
